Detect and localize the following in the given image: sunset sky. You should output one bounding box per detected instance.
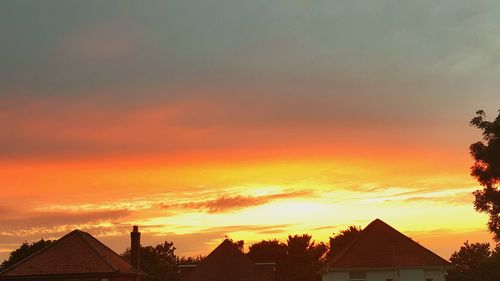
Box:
[1,1,499,262]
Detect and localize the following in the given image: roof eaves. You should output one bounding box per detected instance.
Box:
[327,265,456,272]
[0,271,142,280]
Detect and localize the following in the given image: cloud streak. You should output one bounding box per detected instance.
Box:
[0,209,130,234]
[403,191,474,205]
[158,190,313,213]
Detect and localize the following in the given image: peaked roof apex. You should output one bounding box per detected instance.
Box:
[327,218,453,269]
[182,239,271,281]
[0,229,139,277]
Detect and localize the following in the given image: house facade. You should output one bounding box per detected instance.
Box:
[0,226,144,281]
[321,219,454,281]
[324,268,448,281]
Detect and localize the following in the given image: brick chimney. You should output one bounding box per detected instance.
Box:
[130,225,141,271]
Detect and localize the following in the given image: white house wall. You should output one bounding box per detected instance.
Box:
[322,271,348,281]
[322,268,446,281]
[367,270,397,280]
[398,269,424,281]
[424,269,446,281]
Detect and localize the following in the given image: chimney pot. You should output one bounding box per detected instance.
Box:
[130,226,141,271]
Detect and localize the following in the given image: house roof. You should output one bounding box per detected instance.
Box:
[327,219,453,270]
[182,239,272,281]
[0,229,139,277]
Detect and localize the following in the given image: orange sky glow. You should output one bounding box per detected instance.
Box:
[0,143,493,260]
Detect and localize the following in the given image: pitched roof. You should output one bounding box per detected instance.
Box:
[182,240,272,281]
[0,230,139,277]
[327,219,453,269]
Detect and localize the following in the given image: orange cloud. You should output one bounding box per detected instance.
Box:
[0,83,474,168]
[157,190,313,213]
[0,209,129,228]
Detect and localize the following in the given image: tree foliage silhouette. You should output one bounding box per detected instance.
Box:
[247,239,286,263]
[224,238,244,252]
[247,239,287,281]
[450,241,490,273]
[178,255,204,265]
[284,234,327,281]
[247,235,327,281]
[448,241,500,281]
[0,239,54,271]
[469,109,500,240]
[328,226,362,258]
[122,241,179,281]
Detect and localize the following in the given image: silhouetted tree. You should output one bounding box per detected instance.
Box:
[122,241,179,281]
[284,235,327,281]
[225,238,244,252]
[247,240,287,281]
[328,226,362,258]
[0,239,54,271]
[247,239,287,263]
[247,235,327,281]
[448,241,500,281]
[450,241,490,273]
[470,110,500,240]
[481,245,500,281]
[178,255,205,265]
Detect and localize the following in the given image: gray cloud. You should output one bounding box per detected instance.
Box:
[2,0,500,90]
[1,1,500,161]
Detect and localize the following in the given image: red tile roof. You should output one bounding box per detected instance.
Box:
[0,229,139,277]
[327,219,453,269]
[182,239,272,281]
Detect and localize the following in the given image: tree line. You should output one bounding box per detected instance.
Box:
[0,228,359,281]
[2,224,496,281]
[120,234,329,281]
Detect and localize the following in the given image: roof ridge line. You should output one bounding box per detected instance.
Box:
[327,219,452,269]
[81,231,140,272]
[200,239,233,262]
[77,230,140,273]
[183,239,273,281]
[372,220,451,265]
[0,230,78,275]
[76,231,120,272]
[328,220,376,267]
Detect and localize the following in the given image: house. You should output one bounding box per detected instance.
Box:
[180,239,274,281]
[321,219,454,281]
[0,226,144,281]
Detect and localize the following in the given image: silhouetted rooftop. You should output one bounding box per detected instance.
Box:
[326,219,453,270]
[182,239,272,281]
[0,229,140,277]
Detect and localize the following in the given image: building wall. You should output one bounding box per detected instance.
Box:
[398,268,424,281]
[322,268,446,281]
[322,271,348,281]
[367,270,398,281]
[424,269,447,281]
